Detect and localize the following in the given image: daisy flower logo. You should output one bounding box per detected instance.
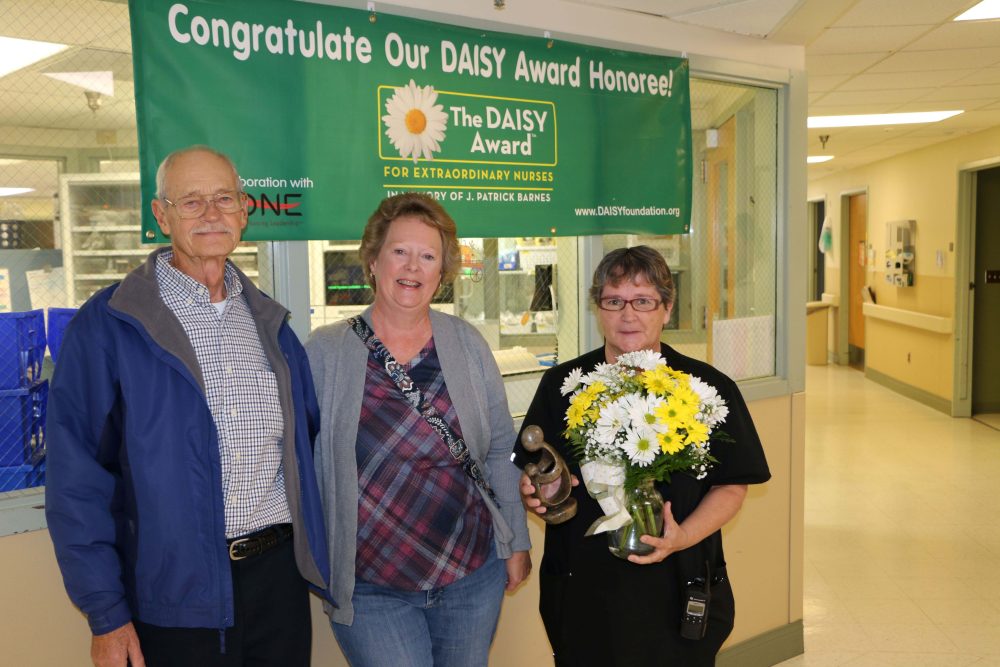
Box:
[382,80,448,163]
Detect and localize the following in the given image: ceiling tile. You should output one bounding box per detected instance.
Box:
[867,48,1000,73]
[906,21,1000,50]
[811,88,928,105]
[952,69,1000,85]
[806,52,890,75]
[836,69,977,91]
[808,25,932,54]
[832,0,971,27]
[899,99,993,111]
[670,0,799,38]
[808,102,909,115]
[915,84,1000,102]
[808,75,851,92]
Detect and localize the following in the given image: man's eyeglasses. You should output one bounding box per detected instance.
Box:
[161,190,245,219]
[598,297,663,312]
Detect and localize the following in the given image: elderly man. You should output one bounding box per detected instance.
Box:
[46,146,330,667]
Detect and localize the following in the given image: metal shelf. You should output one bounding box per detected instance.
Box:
[71,225,141,232]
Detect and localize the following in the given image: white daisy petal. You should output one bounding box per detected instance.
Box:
[382,81,449,162]
[560,368,585,396]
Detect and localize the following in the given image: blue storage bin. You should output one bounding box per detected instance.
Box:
[47,307,78,364]
[0,463,44,492]
[0,309,46,388]
[0,379,47,469]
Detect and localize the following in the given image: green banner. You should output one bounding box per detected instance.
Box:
[130,0,692,241]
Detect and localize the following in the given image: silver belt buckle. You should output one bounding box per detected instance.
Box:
[228,537,250,561]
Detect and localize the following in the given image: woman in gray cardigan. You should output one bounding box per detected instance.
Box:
[306,193,531,667]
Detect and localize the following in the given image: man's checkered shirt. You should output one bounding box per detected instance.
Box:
[156,251,290,538]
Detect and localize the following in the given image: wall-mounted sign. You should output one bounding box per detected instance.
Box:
[130,0,692,240]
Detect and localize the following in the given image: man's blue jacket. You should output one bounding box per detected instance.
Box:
[45,249,332,635]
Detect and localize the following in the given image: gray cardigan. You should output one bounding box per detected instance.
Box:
[305,306,531,625]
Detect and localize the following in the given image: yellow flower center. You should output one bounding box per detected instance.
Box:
[405,109,427,134]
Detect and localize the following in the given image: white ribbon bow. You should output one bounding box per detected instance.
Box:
[579,461,632,535]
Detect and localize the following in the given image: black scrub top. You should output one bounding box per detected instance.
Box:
[513,344,771,667]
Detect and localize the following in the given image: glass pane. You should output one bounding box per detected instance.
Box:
[0,0,276,496]
[603,77,777,381]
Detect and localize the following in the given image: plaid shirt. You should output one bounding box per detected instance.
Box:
[355,338,493,591]
[156,251,290,538]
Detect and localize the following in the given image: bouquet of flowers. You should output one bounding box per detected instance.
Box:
[560,350,729,554]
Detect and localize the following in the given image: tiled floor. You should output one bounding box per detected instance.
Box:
[777,364,1000,667]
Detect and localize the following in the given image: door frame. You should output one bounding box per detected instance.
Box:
[807,196,827,302]
[954,156,1000,417]
[837,188,867,366]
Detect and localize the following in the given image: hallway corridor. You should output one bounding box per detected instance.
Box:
[778,364,1000,666]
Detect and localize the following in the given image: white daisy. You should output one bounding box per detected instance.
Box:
[382,80,448,162]
[560,368,585,396]
[620,393,667,434]
[594,399,629,445]
[689,376,728,427]
[617,349,664,371]
[620,427,658,466]
[586,362,619,387]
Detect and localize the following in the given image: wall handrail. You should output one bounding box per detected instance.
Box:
[862,302,952,334]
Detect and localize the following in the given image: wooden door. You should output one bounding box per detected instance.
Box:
[848,193,867,367]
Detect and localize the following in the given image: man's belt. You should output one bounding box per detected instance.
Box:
[227,524,293,561]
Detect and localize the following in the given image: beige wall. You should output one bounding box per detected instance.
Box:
[0,393,802,666]
[809,125,1000,402]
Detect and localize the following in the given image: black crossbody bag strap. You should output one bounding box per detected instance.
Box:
[348,316,499,504]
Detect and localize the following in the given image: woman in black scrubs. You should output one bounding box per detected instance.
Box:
[514,246,770,666]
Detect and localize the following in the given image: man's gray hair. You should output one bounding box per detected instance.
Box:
[155,145,241,199]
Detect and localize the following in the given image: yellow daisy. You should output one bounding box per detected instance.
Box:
[640,368,672,396]
[567,402,588,428]
[671,385,700,411]
[684,420,710,445]
[656,396,696,426]
[657,431,685,455]
[572,395,595,417]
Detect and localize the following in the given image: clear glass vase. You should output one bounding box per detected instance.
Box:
[608,479,664,560]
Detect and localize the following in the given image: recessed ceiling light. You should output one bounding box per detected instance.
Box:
[43,71,115,97]
[808,156,834,164]
[0,187,35,197]
[0,36,68,79]
[955,0,1000,21]
[808,111,963,128]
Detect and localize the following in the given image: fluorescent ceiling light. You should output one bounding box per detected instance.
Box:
[43,71,115,96]
[955,0,1000,21]
[808,156,834,164]
[808,110,963,128]
[0,187,35,197]
[0,36,68,79]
